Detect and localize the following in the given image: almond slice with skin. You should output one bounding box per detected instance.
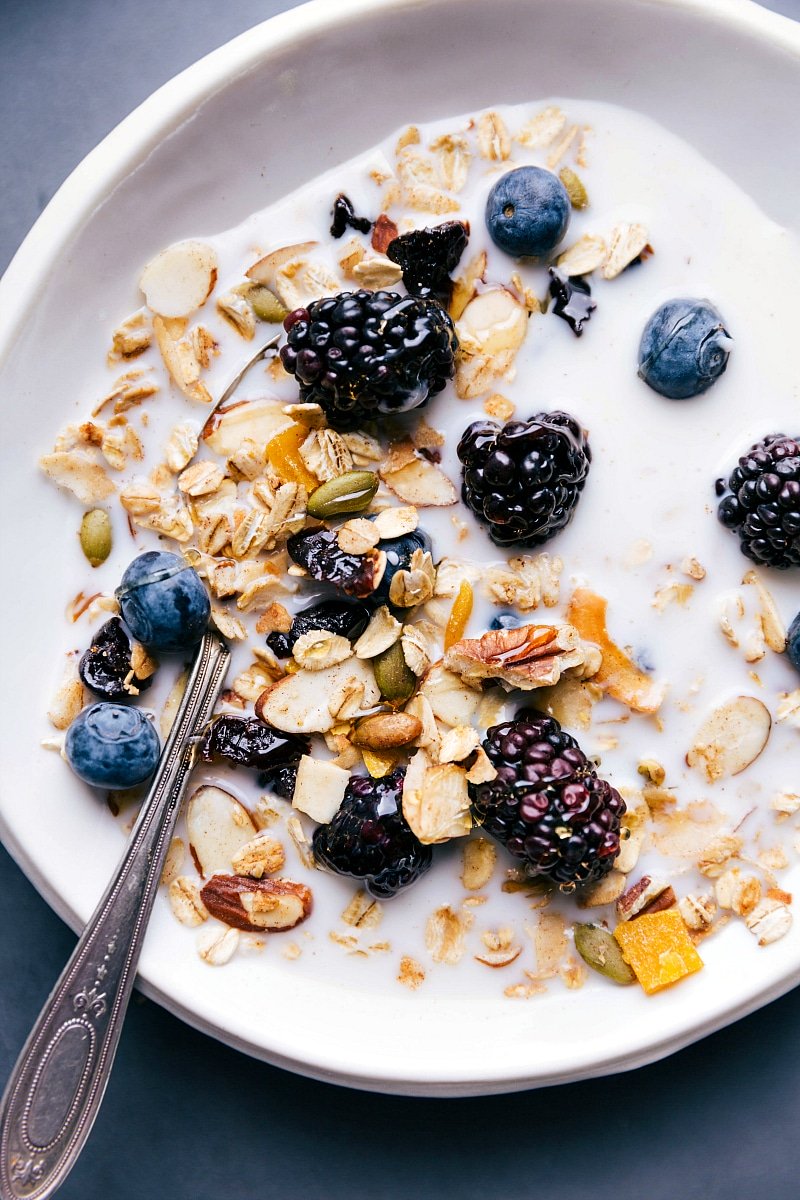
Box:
[140,240,218,318]
[256,658,380,734]
[686,696,771,783]
[200,875,312,933]
[186,785,257,878]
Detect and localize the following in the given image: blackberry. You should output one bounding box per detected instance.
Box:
[258,763,299,800]
[717,433,800,568]
[471,712,625,889]
[386,220,469,305]
[199,715,308,772]
[312,769,432,898]
[457,411,591,547]
[279,290,457,430]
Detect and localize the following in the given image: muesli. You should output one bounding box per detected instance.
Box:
[40,99,800,997]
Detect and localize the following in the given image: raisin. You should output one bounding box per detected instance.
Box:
[267,599,372,658]
[287,528,384,598]
[386,220,469,305]
[78,617,154,700]
[199,715,308,771]
[548,267,596,336]
[330,193,371,238]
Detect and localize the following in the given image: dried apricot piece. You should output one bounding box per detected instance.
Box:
[266,423,319,491]
[566,587,664,714]
[613,909,703,994]
[444,580,474,650]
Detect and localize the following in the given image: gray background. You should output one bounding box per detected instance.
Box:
[2,1,800,1196]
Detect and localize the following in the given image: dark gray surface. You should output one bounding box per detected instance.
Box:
[3,1,800,1197]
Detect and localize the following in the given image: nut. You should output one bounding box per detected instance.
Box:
[573,924,635,985]
[373,640,417,703]
[444,623,588,690]
[616,875,674,921]
[186,785,256,878]
[686,696,771,782]
[200,874,313,933]
[352,711,423,750]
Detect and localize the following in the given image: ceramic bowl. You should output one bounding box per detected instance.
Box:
[1,0,800,1095]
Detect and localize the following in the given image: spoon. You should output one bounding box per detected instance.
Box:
[0,631,230,1200]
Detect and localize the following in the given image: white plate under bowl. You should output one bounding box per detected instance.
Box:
[2,0,800,1096]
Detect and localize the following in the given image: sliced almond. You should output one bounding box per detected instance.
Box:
[420,662,482,727]
[140,240,218,317]
[292,755,350,824]
[256,658,380,733]
[602,223,650,280]
[246,241,319,286]
[186,785,256,878]
[200,874,312,933]
[686,696,771,783]
[402,751,472,843]
[380,455,457,507]
[202,399,291,457]
[557,234,607,277]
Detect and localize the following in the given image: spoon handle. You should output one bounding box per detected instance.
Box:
[0,632,230,1200]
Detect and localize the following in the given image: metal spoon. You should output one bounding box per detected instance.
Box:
[0,632,231,1200]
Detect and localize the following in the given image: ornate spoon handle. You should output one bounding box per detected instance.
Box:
[0,632,230,1200]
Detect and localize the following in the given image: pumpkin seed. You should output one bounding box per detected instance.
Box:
[573,923,635,984]
[559,167,589,210]
[307,470,379,520]
[373,640,417,704]
[242,283,289,323]
[79,508,112,567]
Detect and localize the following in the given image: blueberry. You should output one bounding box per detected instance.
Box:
[490,612,520,631]
[116,551,210,652]
[373,528,432,605]
[65,702,160,790]
[787,613,800,673]
[638,298,732,400]
[485,166,571,258]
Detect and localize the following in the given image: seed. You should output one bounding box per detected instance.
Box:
[573,923,635,985]
[79,509,112,567]
[559,167,589,210]
[244,284,288,323]
[307,470,379,520]
[373,640,417,704]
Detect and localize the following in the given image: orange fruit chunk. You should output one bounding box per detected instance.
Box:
[266,424,319,492]
[614,909,703,995]
[444,580,474,650]
[566,587,664,714]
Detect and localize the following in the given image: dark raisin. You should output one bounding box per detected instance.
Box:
[78,617,154,700]
[266,599,372,658]
[386,220,470,305]
[287,527,384,598]
[199,715,308,771]
[330,193,371,238]
[548,268,596,336]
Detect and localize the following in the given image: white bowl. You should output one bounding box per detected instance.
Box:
[2,0,800,1096]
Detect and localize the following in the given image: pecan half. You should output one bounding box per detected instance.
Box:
[200,875,312,933]
[443,623,588,689]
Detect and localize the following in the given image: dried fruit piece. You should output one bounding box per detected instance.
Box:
[558,167,588,209]
[566,588,664,714]
[199,714,308,772]
[548,268,596,336]
[574,924,635,985]
[686,696,771,782]
[200,874,312,933]
[287,527,386,599]
[330,193,372,238]
[79,617,156,700]
[444,580,474,651]
[613,909,704,994]
[80,508,112,567]
[266,424,320,491]
[306,470,379,519]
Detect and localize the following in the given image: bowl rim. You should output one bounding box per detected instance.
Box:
[2,0,800,1095]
